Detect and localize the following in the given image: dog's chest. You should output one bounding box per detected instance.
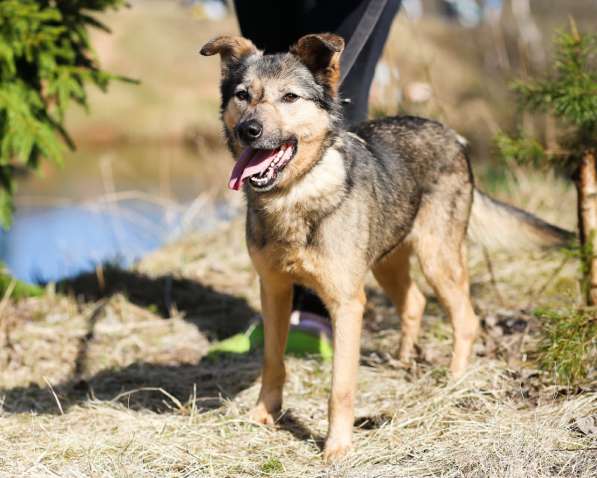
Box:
[263,239,323,286]
[265,203,312,245]
[249,209,321,275]
[246,146,348,283]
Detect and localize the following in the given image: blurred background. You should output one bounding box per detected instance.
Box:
[1,0,593,284]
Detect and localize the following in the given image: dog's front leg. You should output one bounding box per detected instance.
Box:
[323,289,365,463]
[249,275,293,425]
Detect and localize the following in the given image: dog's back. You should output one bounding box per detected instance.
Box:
[349,115,571,261]
[339,115,474,264]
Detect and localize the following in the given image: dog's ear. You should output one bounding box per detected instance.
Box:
[200,36,260,74]
[290,33,345,97]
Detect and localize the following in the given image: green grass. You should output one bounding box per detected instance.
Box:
[0,266,43,300]
[535,307,597,385]
[261,457,284,475]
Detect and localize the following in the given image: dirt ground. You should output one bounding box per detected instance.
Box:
[1,166,595,477]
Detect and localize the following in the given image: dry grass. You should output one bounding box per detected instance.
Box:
[2,2,596,476]
[1,169,595,477]
[1,360,595,478]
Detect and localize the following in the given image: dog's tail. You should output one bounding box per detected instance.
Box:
[468,189,575,250]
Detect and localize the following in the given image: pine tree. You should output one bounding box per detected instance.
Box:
[0,0,129,227]
[497,21,597,305]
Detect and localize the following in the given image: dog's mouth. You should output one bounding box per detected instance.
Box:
[228,141,297,191]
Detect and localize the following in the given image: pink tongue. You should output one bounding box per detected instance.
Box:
[228,147,280,191]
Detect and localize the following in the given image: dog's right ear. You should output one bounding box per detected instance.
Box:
[200,36,260,74]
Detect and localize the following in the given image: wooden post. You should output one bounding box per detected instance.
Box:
[576,150,597,305]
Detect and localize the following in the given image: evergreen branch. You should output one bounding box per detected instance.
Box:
[0,0,131,227]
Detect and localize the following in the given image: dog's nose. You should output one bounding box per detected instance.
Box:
[237,120,263,143]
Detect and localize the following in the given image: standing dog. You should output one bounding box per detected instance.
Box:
[201,33,571,462]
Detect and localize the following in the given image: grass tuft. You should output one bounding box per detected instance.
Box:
[261,457,285,475]
[535,307,597,385]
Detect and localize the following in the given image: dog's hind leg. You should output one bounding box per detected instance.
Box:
[249,274,293,425]
[372,244,426,362]
[414,233,478,378]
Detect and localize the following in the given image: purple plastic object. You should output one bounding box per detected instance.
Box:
[251,311,333,339]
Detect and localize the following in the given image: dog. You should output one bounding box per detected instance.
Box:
[200,33,572,462]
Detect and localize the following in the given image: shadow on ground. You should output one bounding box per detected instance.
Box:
[2,267,260,414]
[1,355,261,415]
[58,266,256,340]
[2,358,388,444]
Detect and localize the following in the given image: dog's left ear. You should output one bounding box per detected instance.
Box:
[200,36,260,75]
[290,33,345,97]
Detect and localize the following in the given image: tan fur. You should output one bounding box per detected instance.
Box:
[405,192,478,377]
[222,70,333,177]
[247,148,360,294]
[372,244,426,361]
[290,33,344,96]
[468,190,569,249]
[259,147,346,241]
[271,83,332,189]
[246,143,373,463]
[248,186,367,463]
[248,233,367,464]
[200,36,260,74]
[247,267,293,426]
[222,102,243,156]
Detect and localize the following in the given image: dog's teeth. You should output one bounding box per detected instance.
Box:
[273,148,284,165]
[248,144,294,190]
[282,145,294,162]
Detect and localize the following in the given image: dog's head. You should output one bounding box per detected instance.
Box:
[200,33,344,192]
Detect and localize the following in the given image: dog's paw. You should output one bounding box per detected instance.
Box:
[449,357,468,380]
[323,437,352,463]
[248,403,276,425]
[398,336,417,361]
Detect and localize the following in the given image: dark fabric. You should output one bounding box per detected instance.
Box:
[233,0,401,316]
[339,0,390,85]
[233,0,401,125]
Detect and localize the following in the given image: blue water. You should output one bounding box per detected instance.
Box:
[0,144,235,284]
[0,200,235,284]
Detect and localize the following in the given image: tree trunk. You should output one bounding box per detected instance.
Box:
[576,150,597,305]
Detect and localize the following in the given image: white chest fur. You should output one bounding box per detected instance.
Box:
[261,147,347,244]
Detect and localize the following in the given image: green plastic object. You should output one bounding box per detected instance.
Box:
[208,322,333,360]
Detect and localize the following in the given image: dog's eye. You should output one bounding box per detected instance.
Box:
[235,90,249,101]
[282,93,299,103]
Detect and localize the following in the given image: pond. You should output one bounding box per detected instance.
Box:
[0,144,238,284]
